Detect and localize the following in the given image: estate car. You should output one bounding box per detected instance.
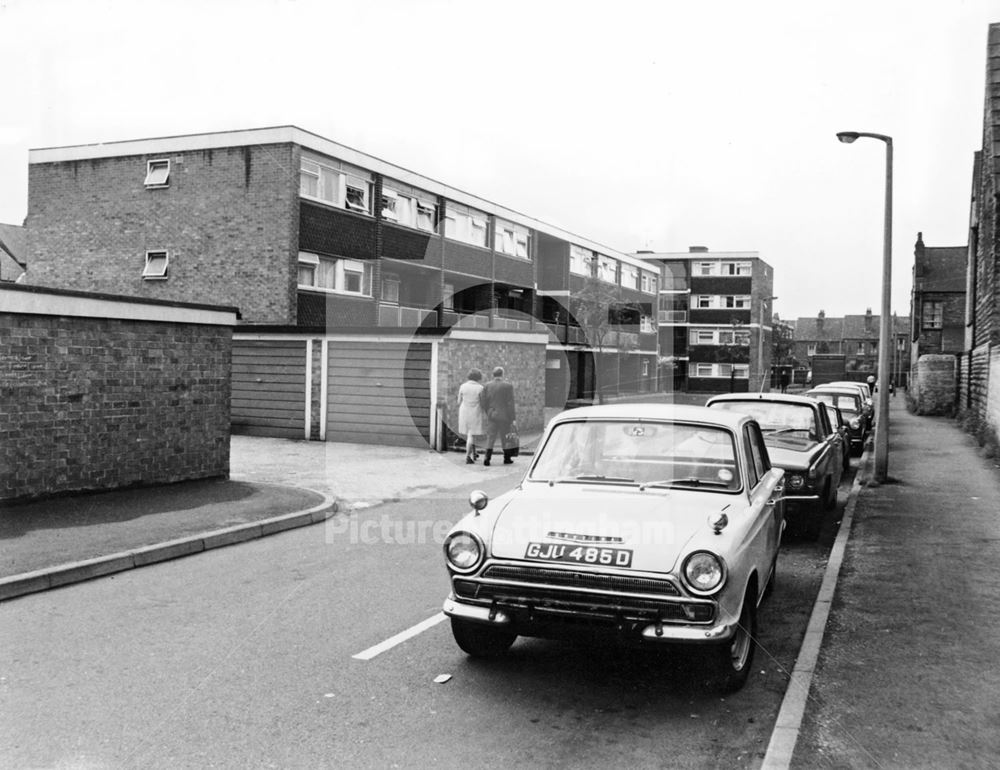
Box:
[442,404,785,692]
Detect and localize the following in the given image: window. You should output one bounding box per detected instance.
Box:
[724,295,751,309]
[416,202,437,232]
[597,255,617,283]
[807,344,817,356]
[922,301,943,330]
[856,342,865,355]
[297,251,372,296]
[382,273,400,303]
[382,180,437,232]
[697,262,715,276]
[442,283,455,311]
[695,295,713,308]
[692,329,715,344]
[443,202,489,247]
[381,189,399,221]
[641,360,650,377]
[694,363,749,379]
[570,245,593,276]
[722,261,752,276]
[494,219,531,258]
[640,315,655,334]
[299,156,373,215]
[345,176,370,212]
[641,272,657,293]
[144,159,170,188]
[142,250,169,279]
[621,264,639,290]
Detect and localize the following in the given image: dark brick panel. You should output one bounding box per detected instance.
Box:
[382,223,441,265]
[299,201,376,261]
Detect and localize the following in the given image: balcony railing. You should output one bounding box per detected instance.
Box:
[658,310,689,323]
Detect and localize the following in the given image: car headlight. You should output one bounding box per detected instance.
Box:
[682,551,726,594]
[849,417,861,430]
[444,532,484,573]
[786,473,805,490]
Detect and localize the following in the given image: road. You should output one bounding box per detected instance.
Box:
[0,466,855,769]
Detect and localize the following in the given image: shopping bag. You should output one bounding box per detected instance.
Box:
[502,425,520,457]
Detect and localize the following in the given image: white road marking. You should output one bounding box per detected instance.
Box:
[352,612,447,661]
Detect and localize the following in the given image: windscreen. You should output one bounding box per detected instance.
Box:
[529,419,741,491]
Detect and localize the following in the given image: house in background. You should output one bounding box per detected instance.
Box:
[22,126,660,445]
[0,222,27,282]
[632,246,776,393]
[793,309,910,385]
[792,310,845,362]
[911,231,967,361]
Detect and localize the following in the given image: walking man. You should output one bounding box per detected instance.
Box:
[481,366,516,466]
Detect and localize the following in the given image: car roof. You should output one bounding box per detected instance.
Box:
[806,387,861,399]
[816,382,866,390]
[551,402,751,431]
[706,392,820,407]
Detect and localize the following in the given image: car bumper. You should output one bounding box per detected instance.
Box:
[443,596,738,644]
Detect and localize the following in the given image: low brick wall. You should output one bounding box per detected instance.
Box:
[437,328,548,443]
[1,285,237,503]
[913,354,957,415]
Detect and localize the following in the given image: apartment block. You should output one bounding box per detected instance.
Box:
[633,247,776,392]
[23,127,661,442]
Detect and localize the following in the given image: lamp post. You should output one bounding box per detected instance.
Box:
[837,130,892,482]
[758,296,777,392]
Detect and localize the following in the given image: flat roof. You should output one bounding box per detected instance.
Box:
[29,126,653,272]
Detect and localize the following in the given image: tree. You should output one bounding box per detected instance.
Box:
[571,277,623,403]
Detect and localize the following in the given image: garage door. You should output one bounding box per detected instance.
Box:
[326,340,431,447]
[231,339,308,438]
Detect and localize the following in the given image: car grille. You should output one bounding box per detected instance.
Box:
[481,564,680,596]
[453,563,714,625]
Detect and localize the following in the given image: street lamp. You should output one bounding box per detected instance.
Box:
[759,296,777,392]
[837,130,892,482]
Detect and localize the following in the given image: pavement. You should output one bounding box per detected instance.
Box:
[3,395,1000,766]
[0,422,545,601]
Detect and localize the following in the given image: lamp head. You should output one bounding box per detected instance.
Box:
[836,131,859,144]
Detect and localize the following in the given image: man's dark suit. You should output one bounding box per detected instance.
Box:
[481,376,516,464]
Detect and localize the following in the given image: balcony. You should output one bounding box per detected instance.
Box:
[378,303,436,327]
[658,310,689,324]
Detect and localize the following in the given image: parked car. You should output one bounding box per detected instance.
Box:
[805,388,867,456]
[442,403,786,692]
[706,393,843,540]
[822,403,851,473]
[814,381,874,430]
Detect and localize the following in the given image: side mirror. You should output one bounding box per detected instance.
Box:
[469,490,489,513]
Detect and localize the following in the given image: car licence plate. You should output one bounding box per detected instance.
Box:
[524,542,633,568]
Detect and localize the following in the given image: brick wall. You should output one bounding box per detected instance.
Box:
[26,144,299,324]
[913,354,957,415]
[437,331,547,442]
[1,286,235,502]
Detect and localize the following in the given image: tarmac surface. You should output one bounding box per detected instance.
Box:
[3,395,1000,766]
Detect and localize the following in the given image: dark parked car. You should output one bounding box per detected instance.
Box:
[805,388,867,456]
[706,393,843,540]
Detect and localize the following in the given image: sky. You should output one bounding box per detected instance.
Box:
[0,0,996,321]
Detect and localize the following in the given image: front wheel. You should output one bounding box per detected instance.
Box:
[451,618,517,658]
[711,591,758,693]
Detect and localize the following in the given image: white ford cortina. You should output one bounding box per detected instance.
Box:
[442,403,785,692]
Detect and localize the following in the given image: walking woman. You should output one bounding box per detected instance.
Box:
[457,369,486,464]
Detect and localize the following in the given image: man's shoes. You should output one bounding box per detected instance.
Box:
[503,458,514,464]
[466,457,475,464]
[483,459,490,466]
